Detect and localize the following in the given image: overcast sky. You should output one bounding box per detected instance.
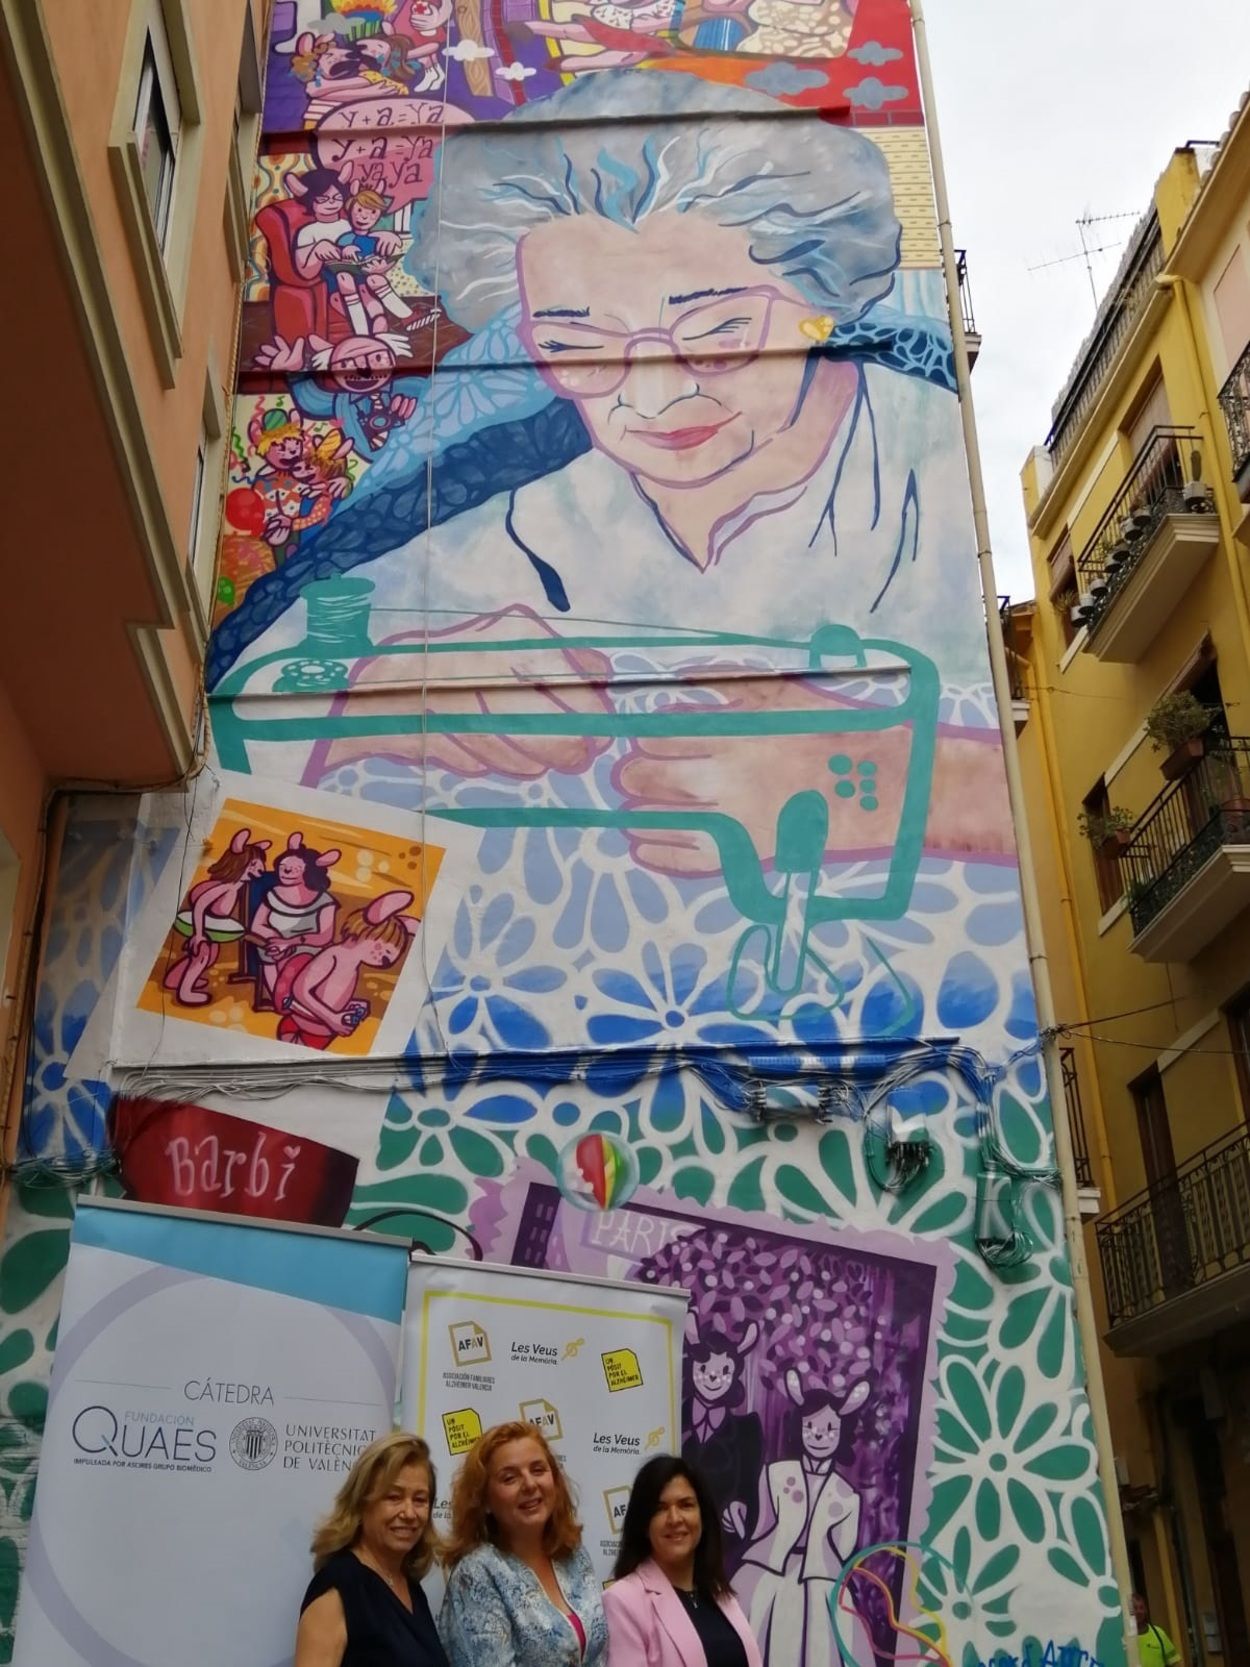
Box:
[921,1,1249,600]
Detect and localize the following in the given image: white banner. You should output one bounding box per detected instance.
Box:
[401,1255,687,1593]
[13,1200,408,1667]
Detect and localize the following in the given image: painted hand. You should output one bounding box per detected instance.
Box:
[319,608,614,780]
[263,513,293,546]
[253,334,333,374]
[612,671,1014,877]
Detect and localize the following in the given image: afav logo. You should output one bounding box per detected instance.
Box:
[519,1398,563,1441]
[448,1320,491,1367]
[604,1487,631,1533]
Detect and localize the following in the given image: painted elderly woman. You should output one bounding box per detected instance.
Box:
[232,75,1010,887]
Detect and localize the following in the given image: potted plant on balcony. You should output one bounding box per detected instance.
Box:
[1200,747,1250,818]
[1145,690,1213,781]
[1078,806,1136,859]
[1121,503,1154,540]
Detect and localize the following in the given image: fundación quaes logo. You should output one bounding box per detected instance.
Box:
[70,1404,217,1466]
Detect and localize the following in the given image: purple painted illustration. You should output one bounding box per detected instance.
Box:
[480,1174,943,1667]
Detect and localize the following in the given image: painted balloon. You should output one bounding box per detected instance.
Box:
[558,1132,639,1212]
[225,487,266,536]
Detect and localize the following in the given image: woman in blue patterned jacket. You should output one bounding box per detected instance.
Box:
[439,1421,607,1667]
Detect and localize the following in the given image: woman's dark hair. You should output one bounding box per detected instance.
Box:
[612,1455,730,1599]
[279,846,333,895]
[688,1327,746,1413]
[300,168,346,207]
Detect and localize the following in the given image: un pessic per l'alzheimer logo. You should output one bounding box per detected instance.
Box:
[601,1349,643,1392]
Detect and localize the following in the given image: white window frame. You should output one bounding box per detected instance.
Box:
[187,362,229,638]
[132,27,179,248]
[109,0,204,387]
[224,5,264,280]
[0,829,18,1063]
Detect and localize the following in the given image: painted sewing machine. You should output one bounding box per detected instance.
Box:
[210,580,940,1001]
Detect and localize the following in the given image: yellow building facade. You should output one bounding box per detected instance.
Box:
[1015,95,1250,1667]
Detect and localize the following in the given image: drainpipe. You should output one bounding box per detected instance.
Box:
[1028,648,1118,1203]
[908,6,1140,1662]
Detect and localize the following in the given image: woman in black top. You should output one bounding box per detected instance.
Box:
[296,1431,450,1667]
[602,1456,763,1667]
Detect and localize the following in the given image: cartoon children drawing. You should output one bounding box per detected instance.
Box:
[255,334,420,457]
[326,189,414,337]
[290,34,411,127]
[682,1316,763,1574]
[514,0,683,73]
[272,890,419,1050]
[163,830,272,1007]
[248,833,341,1000]
[737,1371,873,1667]
[247,405,350,561]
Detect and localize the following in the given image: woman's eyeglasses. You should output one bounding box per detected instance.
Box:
[519,287,794,396]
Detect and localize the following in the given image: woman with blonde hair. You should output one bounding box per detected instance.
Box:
[295,1430,449,1667]
[439,1420,606,1667]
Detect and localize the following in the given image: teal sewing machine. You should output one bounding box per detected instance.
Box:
[211,580,940,1001]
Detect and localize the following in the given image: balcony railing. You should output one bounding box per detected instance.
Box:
[1060,1046,1094,1188]
[1218,338,1250,486]
[954,249,978,343]
[1096,1121,1250,1331]
[996,595,1026,702]
[1121,736,1250,935]
[1073,427,1213,628]
[1046,218,1164,470]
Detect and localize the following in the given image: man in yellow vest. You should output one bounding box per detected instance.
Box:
[1134,1593,1182,1667]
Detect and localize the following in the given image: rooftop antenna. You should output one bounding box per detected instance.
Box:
[1028,211,1142,308]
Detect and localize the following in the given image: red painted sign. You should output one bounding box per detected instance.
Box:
[110,1097,358,1227]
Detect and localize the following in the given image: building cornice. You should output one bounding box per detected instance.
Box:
[1165,93,1250,280]
[1028,286,1172,543]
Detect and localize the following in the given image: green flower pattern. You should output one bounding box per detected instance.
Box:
[0,1067,1125,1666]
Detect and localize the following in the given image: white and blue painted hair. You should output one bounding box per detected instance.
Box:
[410,73,902,331]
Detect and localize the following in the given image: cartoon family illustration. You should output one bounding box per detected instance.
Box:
[290,10,454,113]
[275,0,869,106]
[735,1371,875,1667]
[510,0,856,74]
[681,1312,875,1667]
[160,829,420,1051]
[242,403,352,563]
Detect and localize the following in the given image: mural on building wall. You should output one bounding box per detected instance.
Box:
[141,796,441,1052]
[0,4,1129,1667]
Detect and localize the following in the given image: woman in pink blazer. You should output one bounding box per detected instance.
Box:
[603,1457,764,1667]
